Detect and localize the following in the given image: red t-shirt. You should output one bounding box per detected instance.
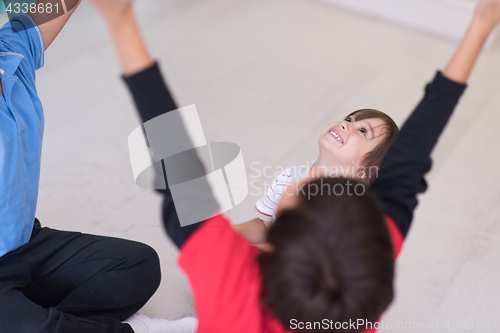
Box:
[178,215,404,333]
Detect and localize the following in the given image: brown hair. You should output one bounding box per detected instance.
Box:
[347,109,398,182]
[258,178,394,332]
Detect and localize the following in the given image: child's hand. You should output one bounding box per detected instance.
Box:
[87,0,133,22]
[475,0,500,30]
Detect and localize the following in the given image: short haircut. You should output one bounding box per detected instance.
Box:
[258,178,394,332]
[346,109,398,182]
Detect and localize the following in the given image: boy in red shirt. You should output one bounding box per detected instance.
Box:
[89,0,500,332]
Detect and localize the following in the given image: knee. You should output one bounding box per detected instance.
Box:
[131,243,162,293]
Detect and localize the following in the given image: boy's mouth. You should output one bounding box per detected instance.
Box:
[329,129,344,144]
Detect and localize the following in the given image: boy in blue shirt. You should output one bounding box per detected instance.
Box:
[0,3,180,333]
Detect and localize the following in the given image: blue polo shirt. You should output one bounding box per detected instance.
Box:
[0,14,45,258]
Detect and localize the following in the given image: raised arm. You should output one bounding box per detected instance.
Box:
[89,0,217,248]
[371,0,500,237]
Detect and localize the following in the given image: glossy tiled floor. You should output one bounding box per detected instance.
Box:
[32,0,500,330]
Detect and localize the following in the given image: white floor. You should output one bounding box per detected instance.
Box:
[32,0,500,331]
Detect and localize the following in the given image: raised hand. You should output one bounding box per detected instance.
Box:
[442,0,500,83]
[475,0,500,30]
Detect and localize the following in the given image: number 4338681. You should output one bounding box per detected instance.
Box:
[6,2,60,15]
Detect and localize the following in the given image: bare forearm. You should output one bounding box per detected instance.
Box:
[103,8,154,77]
[30,0,83,50]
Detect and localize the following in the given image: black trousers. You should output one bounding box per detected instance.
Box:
[0,219,161,333]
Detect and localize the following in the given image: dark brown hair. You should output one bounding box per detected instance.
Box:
[347,109,398,182]
[258,178,394,332]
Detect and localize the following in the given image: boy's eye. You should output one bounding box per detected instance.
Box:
[345,117,351,123]
[360,128,367,136]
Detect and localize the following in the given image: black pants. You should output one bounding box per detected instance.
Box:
[0,219,161,333]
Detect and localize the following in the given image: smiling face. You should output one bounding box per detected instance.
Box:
[275,112,396,218]
[317,114,389,175]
